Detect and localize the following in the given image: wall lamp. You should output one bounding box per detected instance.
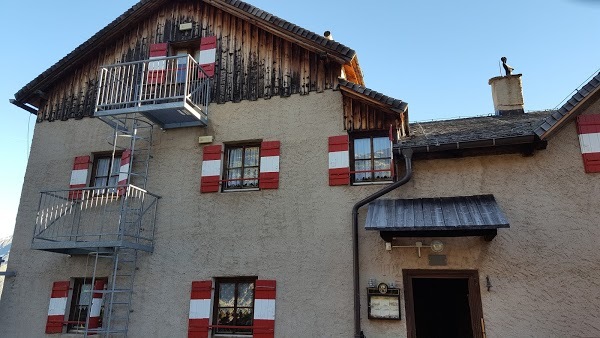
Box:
[385,240,444,258]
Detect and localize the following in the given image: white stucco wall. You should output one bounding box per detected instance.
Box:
[0,90,368,337]
[360,109,600,337]
[1,88,599,338]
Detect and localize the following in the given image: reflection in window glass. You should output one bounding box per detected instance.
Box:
[353,136,392,183]
[215,279,255,334]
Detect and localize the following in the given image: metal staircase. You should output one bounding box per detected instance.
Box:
[85,114,154,337]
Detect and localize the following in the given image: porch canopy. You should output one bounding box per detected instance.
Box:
[365,194,509,241]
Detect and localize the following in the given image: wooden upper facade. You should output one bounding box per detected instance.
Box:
[14,0,370,123]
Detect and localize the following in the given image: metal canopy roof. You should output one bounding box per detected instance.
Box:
[365,194,509,241]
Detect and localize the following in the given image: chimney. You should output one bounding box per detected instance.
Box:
[488,74,525,116]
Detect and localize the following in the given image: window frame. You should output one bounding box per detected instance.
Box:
[89,151,122,193]
[222,142,261,192]
[212,277,258,335]
[350,132,394,185]
[66,277,107,333]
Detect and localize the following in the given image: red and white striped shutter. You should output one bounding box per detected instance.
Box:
[117,149,132,196]
[46,281,69,334]
[198,36,217,78]
[328,135,350,186]
[200,145,222,193]
[148,43,168,84]
[253,280,276,338]
[188,280,212,338]
[88,279,106,331]
[259,141,280,189]
[69,155,90,199]
[577,114,600,173]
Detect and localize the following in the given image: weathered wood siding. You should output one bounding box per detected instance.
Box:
[37,0,342,122]
[343,96,402,134]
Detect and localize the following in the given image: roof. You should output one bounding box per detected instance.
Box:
[400,111,551,148]
[365,195,509,239]
[338,78,408,112]
[534,72,600,139]
[15,0,357,104]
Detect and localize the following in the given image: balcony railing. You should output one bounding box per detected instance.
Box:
[95,55,210,129]
[32,185,160,254]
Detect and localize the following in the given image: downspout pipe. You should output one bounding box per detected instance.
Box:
[352,148,413,338]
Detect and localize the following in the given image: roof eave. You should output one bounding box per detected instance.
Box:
[397,135,548,159]
[338,85,405,116]
[206,0,355,64]
[536,72,600,140]
[14,0,160,105]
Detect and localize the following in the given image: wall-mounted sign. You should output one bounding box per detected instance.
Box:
[367,284,401,320]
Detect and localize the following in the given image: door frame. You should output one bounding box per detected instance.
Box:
[403,269,485,338]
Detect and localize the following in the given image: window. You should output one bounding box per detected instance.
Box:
[67,278,107,333]
[90,153,121,193]
[352,136,392,183]
[67,278,93,332]
[223,144,260,190]
[213,278,256,334]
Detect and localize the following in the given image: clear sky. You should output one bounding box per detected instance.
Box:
[1,0,599,238]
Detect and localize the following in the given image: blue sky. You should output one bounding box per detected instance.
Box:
[1,0,599,237]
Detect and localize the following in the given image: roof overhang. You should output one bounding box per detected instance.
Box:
[535,72,600,140]
[365,194,509,241]
[398,134,548,160]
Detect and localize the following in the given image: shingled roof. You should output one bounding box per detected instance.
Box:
[401,111,552,148]
[15,0,357,103]
[534,72,600,139]
[338,78,408,112]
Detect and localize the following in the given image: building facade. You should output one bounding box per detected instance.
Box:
[1,1,599,337]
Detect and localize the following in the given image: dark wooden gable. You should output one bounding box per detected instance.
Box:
[33,0,350,123]
[339,80,409,137]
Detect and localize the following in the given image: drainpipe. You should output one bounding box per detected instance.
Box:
[352,148,413,338]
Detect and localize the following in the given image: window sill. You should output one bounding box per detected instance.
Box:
[222,188,260,193]
[352,181,393,186]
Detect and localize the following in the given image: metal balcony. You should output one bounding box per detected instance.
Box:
[94,55,210,129]
[32,185,160,255]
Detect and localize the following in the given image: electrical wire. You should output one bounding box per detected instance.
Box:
[26,113,32,158]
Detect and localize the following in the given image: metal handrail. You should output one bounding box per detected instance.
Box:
[33,184,160,250]
[95,54,210,117]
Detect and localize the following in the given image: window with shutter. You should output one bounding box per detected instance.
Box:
[45,278,107,334]
[201,142,281,193]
